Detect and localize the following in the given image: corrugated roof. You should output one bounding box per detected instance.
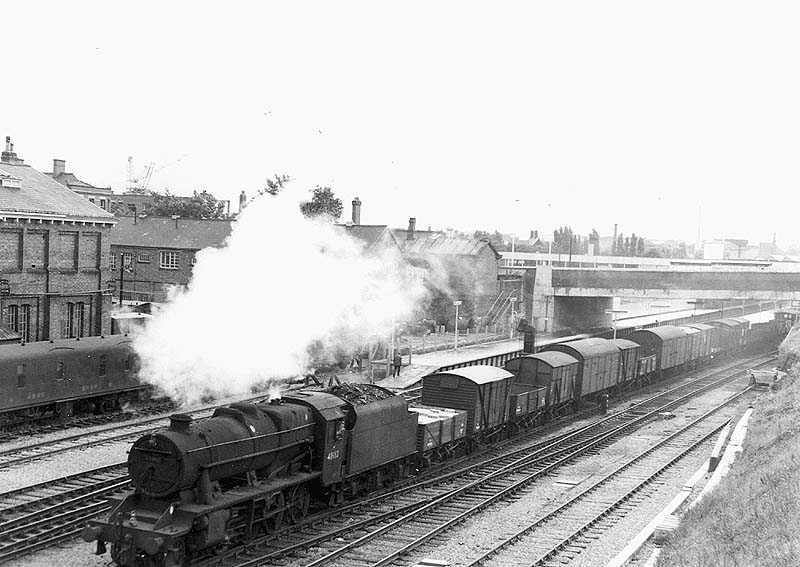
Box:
[0,324,21,342]
[111,216,234,250]
[0,162,114,220]
[397,234,501,259]
[433,365,513,385]
[548,337,620,359]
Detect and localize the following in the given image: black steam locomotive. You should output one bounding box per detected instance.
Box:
[83,384,418,566]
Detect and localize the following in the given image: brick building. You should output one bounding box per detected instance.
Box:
[0,137,116,341]
[47,158,114,212]
[393,217,502,327]
[110,215,234,302]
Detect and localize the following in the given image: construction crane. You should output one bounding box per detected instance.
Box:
[126,154,187,193]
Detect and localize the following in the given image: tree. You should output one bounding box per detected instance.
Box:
[588,228,600,254]
[258,174,292,197]
[300,186,343,220]
[150,190,228,219]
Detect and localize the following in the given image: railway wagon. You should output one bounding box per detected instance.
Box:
[420,366,514,439]
[627,327,690,373]
[707,318,748,352]
[541,338,622,397]
[504,352,577,416]
[0,335,142,425]
[409,405,469,465]
[609,339,641,386]
[774,309,800,334]
[684,323,716,360]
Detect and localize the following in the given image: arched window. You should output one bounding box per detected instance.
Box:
[64,302,75,338]
[7,305,18,331]
[18,305,30,342]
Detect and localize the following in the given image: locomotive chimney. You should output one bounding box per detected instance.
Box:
[169,414,192,433]
[351,197,361,225]
[407,217,416,240]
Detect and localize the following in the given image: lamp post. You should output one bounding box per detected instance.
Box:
[453,300,462,349]
[651,303,670,326]
[606,309,627,339]
[687,300,700,317]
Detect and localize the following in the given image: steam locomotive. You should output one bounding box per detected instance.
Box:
[82,315,782,566]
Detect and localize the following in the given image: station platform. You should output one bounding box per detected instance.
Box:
[331,337,528,390]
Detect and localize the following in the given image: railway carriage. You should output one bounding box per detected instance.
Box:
[0,336,143,426]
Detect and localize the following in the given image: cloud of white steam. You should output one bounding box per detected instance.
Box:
[133,191,427,406]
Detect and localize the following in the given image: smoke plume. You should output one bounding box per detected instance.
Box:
[133,191,426,405]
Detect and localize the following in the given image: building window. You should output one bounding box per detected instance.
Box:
[122,253,133,267]
[160,251,180,270]
[100,198,107,210]
[89,197,96,204]
[6,304,30,342]
[137,253,151,263]
[110,253,117,270]
[63,302,85,338]
[190,256,197,266]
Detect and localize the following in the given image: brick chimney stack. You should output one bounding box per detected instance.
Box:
[407,218,416,240]
[53,159,66,176]
[351,197,362,225]
[1,136,24,164]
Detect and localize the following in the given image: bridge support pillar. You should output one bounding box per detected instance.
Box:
[553,296,613,332]
[524,267,615,333]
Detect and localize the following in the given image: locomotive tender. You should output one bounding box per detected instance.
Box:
[83,315,782,567]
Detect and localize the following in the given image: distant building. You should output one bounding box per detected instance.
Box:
[0,137,116,341]
[110,215,234,302]
[703,239,779,260]
[393,217,503,326]
[47,158,114,212]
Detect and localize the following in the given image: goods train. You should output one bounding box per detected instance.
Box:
[0,335,144,427]
[82,315,783,567]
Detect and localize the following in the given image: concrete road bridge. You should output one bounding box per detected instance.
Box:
[503,257,800,332]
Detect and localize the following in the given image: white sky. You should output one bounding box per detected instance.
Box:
[3,2,800,248]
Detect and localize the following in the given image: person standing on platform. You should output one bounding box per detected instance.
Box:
[392,351,402,377]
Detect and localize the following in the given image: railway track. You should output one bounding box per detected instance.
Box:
[463,391,749,567]
[0,464,130,563]
[0,352,772,564]
[192,353,772,567]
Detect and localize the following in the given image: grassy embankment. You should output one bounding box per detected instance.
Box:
[656,329,800,566]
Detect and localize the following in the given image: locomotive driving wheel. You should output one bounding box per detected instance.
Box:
[267,492,285,533]
[286,485,310,524]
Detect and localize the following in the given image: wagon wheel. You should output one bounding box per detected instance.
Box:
[267,492,285,532]
[163,538,186,567]
[286,485,310,524]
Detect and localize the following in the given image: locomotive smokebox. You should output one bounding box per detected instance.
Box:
[169,414,192,433]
